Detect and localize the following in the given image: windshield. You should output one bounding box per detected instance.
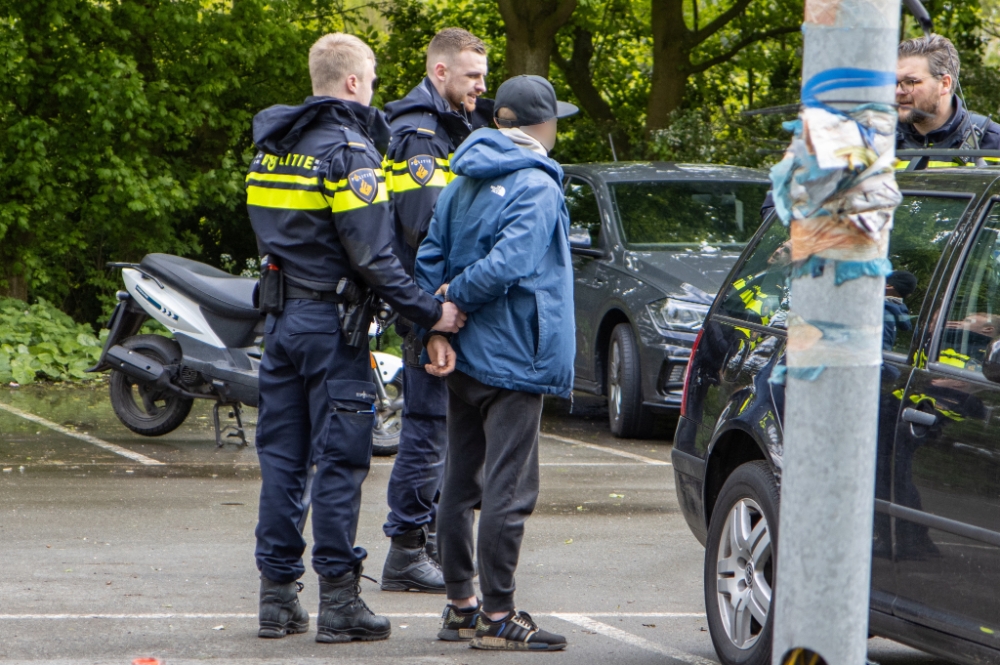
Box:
[612,180,770,249]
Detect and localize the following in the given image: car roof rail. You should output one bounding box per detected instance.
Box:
[896,149,1000,171]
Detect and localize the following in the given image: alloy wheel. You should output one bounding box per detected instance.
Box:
[609,339,622,420]
[715,497,773,649]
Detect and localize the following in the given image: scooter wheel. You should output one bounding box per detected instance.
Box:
[372,375,403,457]
[109,335,193,437]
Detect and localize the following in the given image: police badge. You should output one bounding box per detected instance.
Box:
[408,155,436,186]
[348,168,379,204]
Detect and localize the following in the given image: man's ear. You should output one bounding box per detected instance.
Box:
[432,61,448,82]
[345,74,359,95]
[940,73,953,96]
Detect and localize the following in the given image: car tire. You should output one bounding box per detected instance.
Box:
[109,335,193,437]
[607,323,654,438]
[704,460,778,665]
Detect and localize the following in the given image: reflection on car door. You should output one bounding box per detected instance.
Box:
[891,199,1000,647]
[565,176,607,386]
[870,193,969,612]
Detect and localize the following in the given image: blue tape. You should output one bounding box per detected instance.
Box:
[801,68,896,106]
[791,256,893,284]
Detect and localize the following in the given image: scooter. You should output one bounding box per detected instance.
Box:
[87,253,403,454]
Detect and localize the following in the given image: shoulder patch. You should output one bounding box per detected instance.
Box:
[408,155,436,186]
[348,168,379,204]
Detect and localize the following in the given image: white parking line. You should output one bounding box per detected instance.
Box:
[0,402,165,466]
[371,462,646,467]
[554,614,716,665]
[0,611,705,620]
[541,433,671,466]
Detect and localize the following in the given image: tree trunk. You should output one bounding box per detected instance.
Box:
[646,0,690,131]
[497,0,578,77]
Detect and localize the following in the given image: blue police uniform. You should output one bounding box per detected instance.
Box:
[246,96,443,584]
[381,80,493,542]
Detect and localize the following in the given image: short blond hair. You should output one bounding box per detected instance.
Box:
[309,33,375,95]
[426,28,486,72]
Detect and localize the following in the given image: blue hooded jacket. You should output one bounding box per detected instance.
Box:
[414,128,575,397]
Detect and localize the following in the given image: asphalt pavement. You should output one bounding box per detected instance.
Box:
[0,383,950,664]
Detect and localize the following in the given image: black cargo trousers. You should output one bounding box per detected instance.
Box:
[436,370,544,613]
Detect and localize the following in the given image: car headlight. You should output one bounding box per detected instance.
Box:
[646,298,710,332]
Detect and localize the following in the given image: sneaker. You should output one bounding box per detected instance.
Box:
[437,601,480,641]
[470,610,567,651]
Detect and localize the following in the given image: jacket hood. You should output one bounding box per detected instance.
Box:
[252,96,390,155]
[451,128,563,183]
[385,78,494,142]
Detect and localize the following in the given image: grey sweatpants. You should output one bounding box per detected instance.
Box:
[436,370,543,613]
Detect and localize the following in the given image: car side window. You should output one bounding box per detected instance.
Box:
[936,203,1000,373]
[718,220,791,328]
[883,195,968,355]
[564,178,604,250]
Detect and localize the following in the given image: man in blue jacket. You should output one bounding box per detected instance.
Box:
[413,75,577,651]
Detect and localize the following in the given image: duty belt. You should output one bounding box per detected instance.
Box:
[285,284,345,303]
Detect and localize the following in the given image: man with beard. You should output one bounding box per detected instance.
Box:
[378,28,493,594]
[896,34,1000,168]
[760,34,1000,220]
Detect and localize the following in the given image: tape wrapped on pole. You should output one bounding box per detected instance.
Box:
[768,0,902,662]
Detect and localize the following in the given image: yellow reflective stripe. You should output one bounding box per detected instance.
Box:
[390,170,449,193]
[246,172,320,187]
[327,183,389,213]
[938,348,971,368]
[895,161,910,170]
[247,185,328,210]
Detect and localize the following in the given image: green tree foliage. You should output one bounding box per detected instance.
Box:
[0,0,354,324]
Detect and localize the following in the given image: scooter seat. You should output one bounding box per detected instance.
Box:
[140,254,260,320]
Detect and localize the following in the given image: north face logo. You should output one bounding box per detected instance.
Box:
[490,185,506,197]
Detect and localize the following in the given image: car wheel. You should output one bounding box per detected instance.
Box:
[607,323,654,438]
[704,460,778,665]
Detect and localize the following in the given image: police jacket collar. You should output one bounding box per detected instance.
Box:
[253,96,389,156]
[385,77,494,143]
[897,95,968,148]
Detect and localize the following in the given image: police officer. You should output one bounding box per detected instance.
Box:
[896,34,1000,168]
[378,28,493,594]
[245,33,465,643]
[760,35,1000,220]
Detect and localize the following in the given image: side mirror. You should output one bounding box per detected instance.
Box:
[569,226,592,251]
[983,338,1000,383]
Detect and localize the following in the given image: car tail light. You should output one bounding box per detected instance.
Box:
[680,328,705,418]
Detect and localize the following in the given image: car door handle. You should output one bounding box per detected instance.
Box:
[902,407,937,427]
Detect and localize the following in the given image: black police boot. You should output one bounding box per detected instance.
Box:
[258,577,309,638]
[381,527,446,593]
[316,566,391,643]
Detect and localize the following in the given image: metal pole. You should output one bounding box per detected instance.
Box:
[770,0,901,663]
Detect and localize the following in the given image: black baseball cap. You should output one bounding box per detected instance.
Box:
[494,75,579,127]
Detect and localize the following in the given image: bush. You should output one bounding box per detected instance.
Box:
[0,298,107,385]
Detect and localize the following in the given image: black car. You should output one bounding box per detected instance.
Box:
[674,166,1000,665]
[562,163,771,437]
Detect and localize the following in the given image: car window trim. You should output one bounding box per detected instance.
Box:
[564,175,611,258]
[712,314,786,338]
[926,194,1000,370]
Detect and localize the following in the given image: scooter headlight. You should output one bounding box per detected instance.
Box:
[647,298,710,332]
